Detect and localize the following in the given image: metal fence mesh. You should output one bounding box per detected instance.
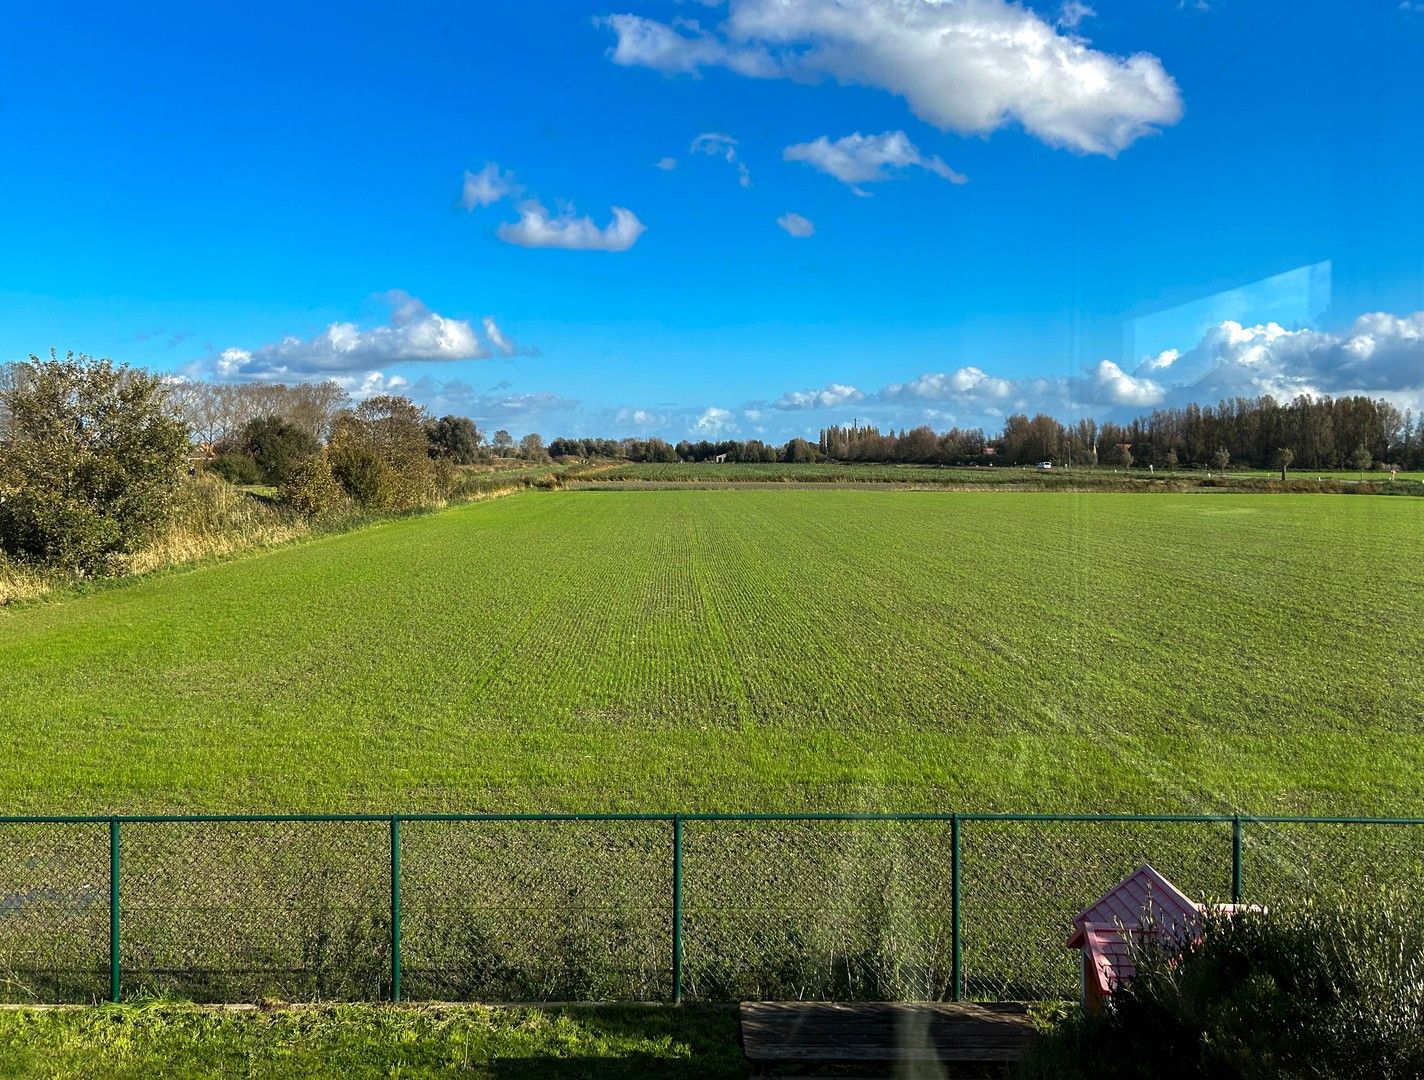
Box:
[400,819,671,1001]
[960,819,1232,1000]
[0,823,107,1003]
[0,815,1420,1005]
[120,820,388,1002]
[682,819,953,1001]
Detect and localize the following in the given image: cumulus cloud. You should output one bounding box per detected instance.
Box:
[871,309,1424,425]
[461,163,519,209]
[1135,311,1424,403]
[883,366,1018,402]
[601,0,1182,156]
[774,382,863,410]
[496,201,647,251]
[784,131,966,193]
[693,406,737,435]
[776,211,816,237]
[337,371,411,397]
[213,291,513,383]
[1090,360,1163,407]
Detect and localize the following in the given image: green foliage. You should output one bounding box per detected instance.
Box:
[0,1003,744,1079]
[1212,447,1231,471]
[329,396,437,510]
[1021,894,1424,1079]
[0,352,188,573]
[281,455,346,520]
[328,443,389,507]
[1353,443,1374,475]
[234,413,320,484]
[426,415,481,465]
[205,452,262,486]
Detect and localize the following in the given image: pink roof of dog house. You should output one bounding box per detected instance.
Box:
[1065,864,1210,1009]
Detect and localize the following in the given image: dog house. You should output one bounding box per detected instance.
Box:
[1065,864,1204,1013]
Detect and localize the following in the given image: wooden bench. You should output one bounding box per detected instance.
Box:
[740,1001,1037,1075]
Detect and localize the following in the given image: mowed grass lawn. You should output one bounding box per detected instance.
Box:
[2,489,1421,815]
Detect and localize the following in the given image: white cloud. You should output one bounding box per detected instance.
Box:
[691,132,752,187]
[655,156,679,170]
[784,130,966,193]
[774,382,863,410]
[482,317,517,357]
[874,309,1424,424]
[776,211,816,237]
[1140,347,1180,373]
[1090,360,1163,407]
[213,292,511,382]
[496,201,647,251]
[461,163,518,209]
[601,0,1183,156]
[693,406,737,435]
[1137,311,1424,404]
[883,367,1018,402]
[598,13,777,76]
[1057,1,1096,30]
[336,371,410,398]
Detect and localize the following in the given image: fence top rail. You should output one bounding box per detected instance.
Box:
[2,812,1424,825]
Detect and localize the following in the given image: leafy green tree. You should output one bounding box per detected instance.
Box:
[1352,443,1373,479]
[518,432,546,461]
[235,414,319,484]
[426,415,481,464]
[0,352,188,573]
[492,429,514,456]
[328,395,436,510]
[1275,446,1295,481]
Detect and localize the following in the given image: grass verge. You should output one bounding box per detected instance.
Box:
[0,1002,744,1079]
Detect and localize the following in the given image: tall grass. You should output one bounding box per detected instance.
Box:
[0,466,551,607]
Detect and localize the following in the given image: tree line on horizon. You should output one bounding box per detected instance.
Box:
[3,351,1422,580]
[551,394,1423,473]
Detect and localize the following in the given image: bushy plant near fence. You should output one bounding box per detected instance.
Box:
[1020,892,1424,1079]
[2,814,1422,1008]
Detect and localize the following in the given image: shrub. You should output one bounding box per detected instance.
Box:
[0,352,188,574]
[206,452,263,486]
[234,414,320,484]
[280,456,346,520]
[1020,892,1424,1079]
[328,396,437,511]
[328,443,391,508]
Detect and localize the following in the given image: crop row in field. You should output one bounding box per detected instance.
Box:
[2,488,1421,816]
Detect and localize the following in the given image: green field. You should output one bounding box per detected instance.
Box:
[3,487,1422,816]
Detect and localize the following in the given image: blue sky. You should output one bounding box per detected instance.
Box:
[3,0,1423,440]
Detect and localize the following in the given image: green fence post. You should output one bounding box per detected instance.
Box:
[108,818,120,1003]
[951,814,962,1002]
[1231,815,1243,904]
[390,817,402,1003]
[672,815,684,1005]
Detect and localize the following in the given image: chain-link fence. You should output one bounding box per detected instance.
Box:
[1,813,1419,1004]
